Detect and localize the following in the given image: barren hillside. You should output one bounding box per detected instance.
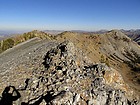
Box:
[56,30,140,96]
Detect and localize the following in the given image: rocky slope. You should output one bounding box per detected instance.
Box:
[0,30,140,105]
[56,30,140,97]
[121,29,140,45]
[0,30,53,53]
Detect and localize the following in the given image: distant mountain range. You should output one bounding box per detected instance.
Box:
[43,30,64,35]
[1,29,140,45]
[0,30,31,36]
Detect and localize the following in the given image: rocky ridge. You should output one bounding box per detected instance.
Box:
[56,30,140,93]
[121,29,140,45]
[0,29,140,105]
[0,41,138,105]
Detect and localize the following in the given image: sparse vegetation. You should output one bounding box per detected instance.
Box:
[122,37,130,42]
[0,30,53,53]
[100,55,110,66]
[1,38,14,51]
[100,55,105,63]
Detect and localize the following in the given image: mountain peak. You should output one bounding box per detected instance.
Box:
[0,30,140,104]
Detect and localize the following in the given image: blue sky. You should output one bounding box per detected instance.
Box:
[0,0,140,31]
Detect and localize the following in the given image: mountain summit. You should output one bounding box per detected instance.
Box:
[0,30,140,104]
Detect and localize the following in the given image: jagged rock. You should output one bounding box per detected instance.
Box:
[0,41,139,105]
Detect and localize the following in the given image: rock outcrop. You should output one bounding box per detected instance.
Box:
[0,41,138,105]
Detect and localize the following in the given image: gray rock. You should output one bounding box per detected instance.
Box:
[0,41,139,105]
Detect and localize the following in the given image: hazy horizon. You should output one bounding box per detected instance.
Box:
[0,0,140,31]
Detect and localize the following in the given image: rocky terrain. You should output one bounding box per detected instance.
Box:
[0,30,140,105]
[121,29,140,45]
